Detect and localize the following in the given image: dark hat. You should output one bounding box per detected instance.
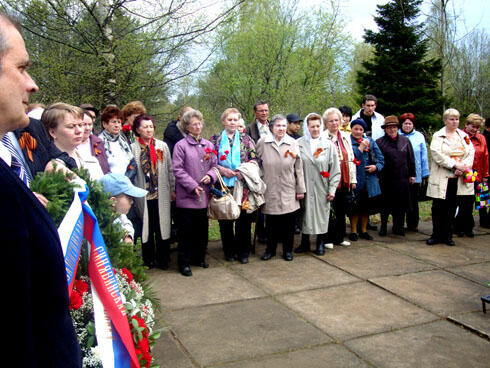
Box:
[286,113,302,123]
[381,115,399,129]
[350,118,367,130]
[80,103,99,116]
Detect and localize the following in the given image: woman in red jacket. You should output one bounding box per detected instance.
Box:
[454,113,489,236]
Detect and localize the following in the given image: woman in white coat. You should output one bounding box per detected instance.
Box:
[295,113,341,255]
[426,108,475,246]
[132,114,175,268]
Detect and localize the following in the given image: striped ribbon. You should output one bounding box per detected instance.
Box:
[1,134,32,186]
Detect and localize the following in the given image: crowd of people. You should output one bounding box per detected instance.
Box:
[1,11,489,365]
[14,94,490,278]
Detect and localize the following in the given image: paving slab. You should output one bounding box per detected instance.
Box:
[216,344,371,368]
[277,282,438,341]
[231,255,359,295]
[460,234,490,252]
[447,311,490,338]
[164,298,331,367]
[346,320,490,368]
[383,238,490,267]
[445,262,490,286]
[371,270,489,316]
[151,330,195,368]
[148,266,266,311]
[324,244,435,279]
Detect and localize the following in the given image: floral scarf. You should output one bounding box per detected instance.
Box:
[138,138,158,195]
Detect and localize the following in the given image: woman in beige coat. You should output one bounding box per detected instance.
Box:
[132,114,175,268]
[427,108,474,246]
[322,107,357,246]
[295,113,341,256]
[256,114,306,261]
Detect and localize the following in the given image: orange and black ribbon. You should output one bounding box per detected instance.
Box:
[313,148,323,158]
[284,149,296,158]
[18,132,37,162]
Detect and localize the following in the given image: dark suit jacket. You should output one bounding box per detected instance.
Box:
[14,117,76,176]
[164,120,185,156]
[0,159,81,367]
[246,121,261,143]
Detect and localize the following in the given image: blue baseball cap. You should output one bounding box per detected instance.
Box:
[99,173,148,198]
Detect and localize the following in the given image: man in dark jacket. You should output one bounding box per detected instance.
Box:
[164,106,191,156]
[0,13,81,366]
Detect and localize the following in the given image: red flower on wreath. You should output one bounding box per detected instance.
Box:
[320,171,330,178]
[74,279,89,295]
[121,268,134,283]
[122,124,132,132]
[69,291,83,310]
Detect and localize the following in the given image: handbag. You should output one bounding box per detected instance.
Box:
[208,168,241,220]
[344,190,358,217]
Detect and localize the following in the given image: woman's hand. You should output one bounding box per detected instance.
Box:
[194,186,204,197]
[351,183,356,190]
[200,175,211,184]
[365,165,377,173]
[359,139,370,152]
[33,192,49,207]
[454,162,468,172]
[327,193,335,201]
[170,191,176,201]
[296,193,305,200]
[409,177,416,184]
[454,169,463,177]
[235,171,243,181]
[221,167,236,178]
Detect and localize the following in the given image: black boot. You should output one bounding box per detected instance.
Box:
[379,222,387,236]
[313,234,325,256]
[294,234,310,253]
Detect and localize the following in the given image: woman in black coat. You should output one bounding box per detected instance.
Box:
[375,115,416,236]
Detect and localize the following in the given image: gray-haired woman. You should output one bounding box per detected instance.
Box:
[256,114,306,261]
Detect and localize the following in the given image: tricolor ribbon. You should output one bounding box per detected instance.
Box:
[59,179,140,368]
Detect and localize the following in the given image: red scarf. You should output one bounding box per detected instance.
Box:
[137,137,157,170]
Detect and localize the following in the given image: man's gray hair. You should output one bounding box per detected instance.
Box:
[269,114,287,129]
[0,13,21,74]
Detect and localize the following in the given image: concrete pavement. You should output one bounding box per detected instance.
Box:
[148,222,490,367]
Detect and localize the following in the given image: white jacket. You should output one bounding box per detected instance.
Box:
[352,109,385,140]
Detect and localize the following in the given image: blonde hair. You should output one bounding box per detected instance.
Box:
[42,102,83,139]
[465,113,485,128]
[442,108,460,121]
[221,108,241,123]
[322,108,342,127]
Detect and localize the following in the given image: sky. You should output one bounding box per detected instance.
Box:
[337,0,489,42]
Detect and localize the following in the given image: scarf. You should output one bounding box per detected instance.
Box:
[218,130,241,187]
[331,131,350,188]
[100,130,132,157]
[138,137,158,194]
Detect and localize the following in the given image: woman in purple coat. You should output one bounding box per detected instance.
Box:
[172,109,218,276]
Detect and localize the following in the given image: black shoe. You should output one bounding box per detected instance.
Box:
[199,261,209,268]
[225,256,235,262]
[349,233,359,241]
[379,225,387,237]
[239,257,249,264]
[283,252,293,261]
[426,237,439,246]
[261,252,275,261]
[465,231,475,238]
[359,232,373,240]
[445,238,455,246]
[180,266,192,276]
[313,244,325,256]
[367,221,378,231]
[294,234,310,253]
[393,229,405,236]
[294,225,301,234]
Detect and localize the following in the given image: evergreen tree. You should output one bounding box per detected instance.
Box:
[356,0,445,129]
